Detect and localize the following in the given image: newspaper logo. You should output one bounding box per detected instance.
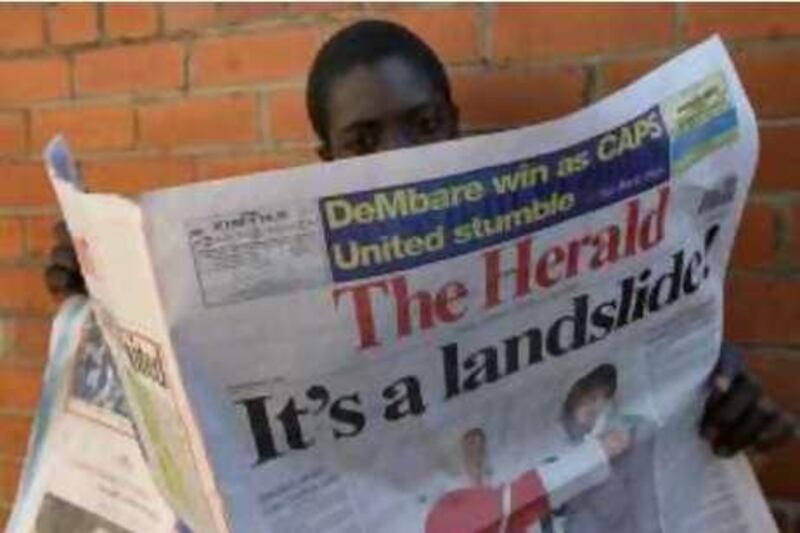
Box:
[118,329,167,389]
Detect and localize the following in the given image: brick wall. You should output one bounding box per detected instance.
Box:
[0,2,798,529]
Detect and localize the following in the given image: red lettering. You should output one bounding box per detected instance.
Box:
[483,247,502,309]
[515,238,533,298]
[483,238,533,310]
[390,276,435,338]
[565,238,584,278]
[332,280,390,349]
[535,246,565,288]
[624,196,640,257]
[435,281,469,322]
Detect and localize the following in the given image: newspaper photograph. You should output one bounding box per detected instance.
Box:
[6,296,185,533]
[44,36,777,532]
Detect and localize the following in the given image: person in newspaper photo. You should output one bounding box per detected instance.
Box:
[43,14,795,509]
[71,310,129,418]
[425,427,556,533]
[559,364,661,533]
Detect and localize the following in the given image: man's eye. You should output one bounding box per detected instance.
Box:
[346,130,379,155]
[415,113,442,136]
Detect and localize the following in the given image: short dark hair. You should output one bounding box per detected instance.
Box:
[306,19,453,144]
[562,364,618,420]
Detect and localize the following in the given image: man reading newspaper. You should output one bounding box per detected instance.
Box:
[44,18,794,465]
[41,20,796,533]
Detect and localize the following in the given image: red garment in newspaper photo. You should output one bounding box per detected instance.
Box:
[426,364,662,533]
[425,428,552,533]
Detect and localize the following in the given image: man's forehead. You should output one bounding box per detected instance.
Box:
[327,56,439,131]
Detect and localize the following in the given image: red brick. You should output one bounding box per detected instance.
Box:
[0,219,24,262]
[0,416,32,458]
[755,441,800,499]
[286,2,363,14]
[164,3,217,32]
[0,5,45,51]
[82,156,196,196]
[0,163,55,208]
[48,3,99,45]
[216,2,285,23]
[735,49,800,119]
[0,268,54,314]
[193,29,319,87]
[104,3,158,39]
[381,6,480,63]
[0,364,43,412]
[0,58,69,105]
[0,113,26,155]
[492,4,674,62]
[0,460,22,502]
[268,88,316,143]
[196,152,307,181]
[686,4,800,42]
[139,94,258,149]
[725,277,800,345]
[756,126,800,191]
[744,351,800,415]
[6,317,51,359]
[452,67,585,130]
[75,42,184,96]
[25,215,60,262]
[793,206,800,267]
[730,203,778,270]
[600,56,668,97]
[32,104,135,152]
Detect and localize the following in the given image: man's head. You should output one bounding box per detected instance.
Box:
[460,427,487,485]
[307,20,460,161]
[562,364,618,440]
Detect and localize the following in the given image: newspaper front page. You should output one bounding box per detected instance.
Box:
[44,36,776,532]
[6,297,183,533]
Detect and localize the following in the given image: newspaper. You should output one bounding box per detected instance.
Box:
[43,36,777,532]
[6,297,186,532]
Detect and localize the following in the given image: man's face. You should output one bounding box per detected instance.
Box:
[571,388,613,437]
[321,56,459,160]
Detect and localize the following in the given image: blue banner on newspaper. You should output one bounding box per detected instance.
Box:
[320,107,670,282]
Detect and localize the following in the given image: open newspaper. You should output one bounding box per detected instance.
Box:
[43,36,776,532]
[6,297,185,532]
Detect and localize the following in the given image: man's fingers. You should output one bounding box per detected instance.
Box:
[44,264,86,297]
[701,373,760,440]
[753,412,797,452]
[49,243,79,270]
[713,402,772,456]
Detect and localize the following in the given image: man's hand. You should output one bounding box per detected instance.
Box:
[44,220,86,299]
[700,366,796,457]
[600,429,632,459]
